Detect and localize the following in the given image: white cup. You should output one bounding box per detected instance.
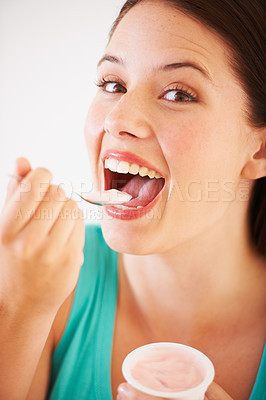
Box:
[122,342,215,400]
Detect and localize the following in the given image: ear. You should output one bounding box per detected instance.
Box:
[241,128,266,180]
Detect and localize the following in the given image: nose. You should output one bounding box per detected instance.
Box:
[103,91,154,140]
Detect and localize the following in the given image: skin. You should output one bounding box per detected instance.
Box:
[0,157,85,400]
[0,1,265,400]
[116,381,235,399]
[84,0,266,399]
[86,0,263,257]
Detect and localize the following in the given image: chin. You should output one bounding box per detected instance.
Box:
[100,218,161,255]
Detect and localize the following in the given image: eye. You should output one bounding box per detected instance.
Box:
[96,78,127,94]
[161,85,198,103]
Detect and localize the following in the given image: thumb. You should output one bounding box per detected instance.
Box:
[14,156,32,179]
[4,157,32,206]
[205,382,234,400]
[117,383,164,400]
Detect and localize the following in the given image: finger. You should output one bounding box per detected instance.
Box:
[205,382,234,400]
[15,157,32,177]
[20,185,68,245]
[43,203,84,270]
[2,157,32,207]
[117,383,165,400]
[47,199,82,247]
[0,167,52,241]
[117,383,140,400]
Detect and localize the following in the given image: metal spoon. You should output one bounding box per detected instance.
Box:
[7,173,132,206]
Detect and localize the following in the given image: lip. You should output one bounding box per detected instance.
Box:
[101,149,166,220]
[104,189,164,220]
[101,149,164,176]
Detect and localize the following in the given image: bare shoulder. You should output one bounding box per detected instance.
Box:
[26,291,75,400]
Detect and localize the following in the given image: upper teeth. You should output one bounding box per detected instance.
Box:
[104,157,162,179]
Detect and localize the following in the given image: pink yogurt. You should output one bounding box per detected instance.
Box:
[122,342,215,399]
[131,346,204,391]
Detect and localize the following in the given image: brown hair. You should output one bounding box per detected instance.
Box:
[109,0,266,258]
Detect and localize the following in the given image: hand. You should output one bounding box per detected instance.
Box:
[204,382,234,400]
[117,382,234,400]
[0,157,85,314]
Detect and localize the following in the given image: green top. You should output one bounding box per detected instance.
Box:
[47,224,266,400]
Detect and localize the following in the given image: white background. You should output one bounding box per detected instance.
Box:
[0,0,125,220]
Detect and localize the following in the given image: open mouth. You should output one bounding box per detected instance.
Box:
[103,156,165,212]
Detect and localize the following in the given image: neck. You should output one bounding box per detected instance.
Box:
[119,205,265,335]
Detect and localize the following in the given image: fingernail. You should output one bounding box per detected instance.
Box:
[118,383,130,394]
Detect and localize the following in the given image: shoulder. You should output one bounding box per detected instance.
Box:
[84,222,103,241]
[83,223,107,258]
[52,223,117,348]
[51,224,103,348]
[82,223,117,283]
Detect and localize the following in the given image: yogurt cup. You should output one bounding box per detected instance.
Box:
[122,342,215,400]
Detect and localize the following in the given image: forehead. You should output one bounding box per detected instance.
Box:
[106,0,232,80]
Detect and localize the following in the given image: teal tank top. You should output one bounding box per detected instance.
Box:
[47,224,266,400]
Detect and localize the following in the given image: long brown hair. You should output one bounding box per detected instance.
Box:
[109,0,266,258]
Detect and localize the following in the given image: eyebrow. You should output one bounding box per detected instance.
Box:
[97,54,213,83]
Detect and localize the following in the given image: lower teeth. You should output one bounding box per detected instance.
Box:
[113,205,144,210]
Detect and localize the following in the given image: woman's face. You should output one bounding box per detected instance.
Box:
[84,0,252,254]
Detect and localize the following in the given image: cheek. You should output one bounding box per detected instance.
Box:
[84,99,105,154]
[159,112,243,183]
[158,116,211,184]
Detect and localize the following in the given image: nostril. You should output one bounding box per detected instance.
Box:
[105,128,136,138]
[118,131,136,137]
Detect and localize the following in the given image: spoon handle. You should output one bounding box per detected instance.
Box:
[7,173,132,206]
[72,191,102,206]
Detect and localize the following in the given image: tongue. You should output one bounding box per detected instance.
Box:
[121,175,164,207]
